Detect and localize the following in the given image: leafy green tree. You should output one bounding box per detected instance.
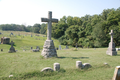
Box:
[40,23,47,34]
[92,22,106,47]
[107,10,120,25]
[67,16,74,26]
[33,23,41,33]
[65,25,79,46]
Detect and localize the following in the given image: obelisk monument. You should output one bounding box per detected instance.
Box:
[106,30,117,56]
[41,11,58,58]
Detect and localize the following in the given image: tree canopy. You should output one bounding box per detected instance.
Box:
[0,7,120,47]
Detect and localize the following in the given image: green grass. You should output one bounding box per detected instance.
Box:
[0,31,120,80]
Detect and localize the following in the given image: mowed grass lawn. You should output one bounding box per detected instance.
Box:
[0,31,120,80]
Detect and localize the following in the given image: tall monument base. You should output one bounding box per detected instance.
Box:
[41,40,57,58]
[106,42,117,56]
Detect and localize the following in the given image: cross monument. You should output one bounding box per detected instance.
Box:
[106,30,117,56]
[8,41,16,53]
[109,30,114,42]
[11,41,14,47]
[41,11,58,58]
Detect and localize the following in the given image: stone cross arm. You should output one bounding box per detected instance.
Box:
[41,18,58,23]
[109,30,114,35]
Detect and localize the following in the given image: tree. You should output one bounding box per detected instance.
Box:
[40,23,47,34]
[33,23,41,33]
[67,16,73,26]
[92,22,106,47]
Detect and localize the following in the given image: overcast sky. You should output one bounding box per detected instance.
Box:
[0,0,120,26]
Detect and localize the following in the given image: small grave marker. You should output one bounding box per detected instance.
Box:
[54,63,60,71]
[65,45,69,49]
[59,45,62,50]
[31,47,33,50]
[41,67,53,72]
[1,49,3,51]
[76,61,82,69]
[36,46,40,50]
[8,41,16,53]
[76,43,78,48]
[113,66,120,80]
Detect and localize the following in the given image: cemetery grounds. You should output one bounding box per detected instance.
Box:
[0,31,120,80]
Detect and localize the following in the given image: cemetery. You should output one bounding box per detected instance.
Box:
[0,10,120,80]
[0,29,120,80]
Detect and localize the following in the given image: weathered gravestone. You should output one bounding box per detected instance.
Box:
[54,63,60,71]
[113,66,120,80]
[1,37,10,44]
[65,45,69,49]
[8,41,16,53]
[31,47,33,50]
[10,32,13,35]
[1,49,3,52]
[32,46,40,52]
[41,67,53,72]
[41,11,58,58]
[76,61,91,69]
[59,45,62,50]
[76,43,78,48]
[106,30,117,56]
[55,47,58,50]
[32,49,39,52]
[36,46,40,50]
[76,61,83,69]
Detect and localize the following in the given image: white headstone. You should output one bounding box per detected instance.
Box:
[54,63,60,71]
[76,61,83,69]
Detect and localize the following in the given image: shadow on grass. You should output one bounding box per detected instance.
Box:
[7,44,16,47]
[116,54,120,56]
[58,56,89,59]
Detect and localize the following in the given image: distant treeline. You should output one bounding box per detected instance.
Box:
[0,7,120,48]
[0,23,47,34]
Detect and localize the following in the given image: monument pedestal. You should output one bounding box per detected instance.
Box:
[106,42,117,56]
[41,40,57,58]
[8,46,16,53]
[8,41,16,53]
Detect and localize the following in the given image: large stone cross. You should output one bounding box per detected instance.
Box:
[41,11,58,40]
[106,30,117,56]
[41,11,58,58]
[109,30,114,42]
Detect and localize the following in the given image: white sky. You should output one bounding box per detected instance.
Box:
[0,0,120,26]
